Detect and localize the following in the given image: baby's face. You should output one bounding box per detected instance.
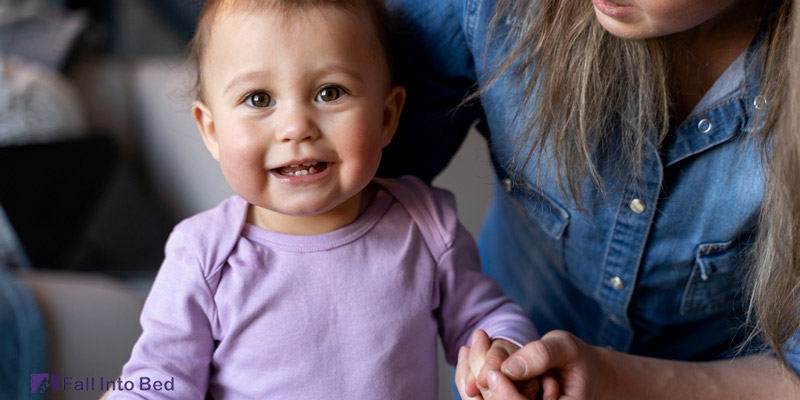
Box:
[193,5,403,232]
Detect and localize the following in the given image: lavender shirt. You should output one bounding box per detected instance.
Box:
[111,176,537,399]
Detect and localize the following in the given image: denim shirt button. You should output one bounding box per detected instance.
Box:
[609,276,625,290]
[754,95,767,110]
[629,199,646,214]
[501,178,512,193]
[697,118,713,133]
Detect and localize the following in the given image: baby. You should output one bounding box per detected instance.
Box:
[110,0,537,398]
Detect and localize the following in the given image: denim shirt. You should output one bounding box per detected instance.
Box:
[383,0,775,364]
[786,330,800,377]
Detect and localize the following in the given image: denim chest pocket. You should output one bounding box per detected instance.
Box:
[511,184,570,240]
[680,237,750,316]
[506,182,571,272]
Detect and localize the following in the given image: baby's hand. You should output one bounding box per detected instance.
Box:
[475,332,520,392]
[455,330,524,399]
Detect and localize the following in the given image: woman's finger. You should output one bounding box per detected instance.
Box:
[540,371,560,400]
[483,370,530,400]
[501,330,579,381]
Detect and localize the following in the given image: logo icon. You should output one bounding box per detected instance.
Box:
[30,374,58,393]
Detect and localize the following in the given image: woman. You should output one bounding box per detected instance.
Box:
[382,0,800,398]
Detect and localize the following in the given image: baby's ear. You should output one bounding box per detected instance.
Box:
[381,85,407,148]
[192,100,219,161]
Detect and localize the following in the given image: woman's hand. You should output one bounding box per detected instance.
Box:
[496,330,800,400]
[497,330,610,400]
[461,329,800,400]
[458,330,606,400]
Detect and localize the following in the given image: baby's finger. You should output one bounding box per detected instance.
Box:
[465,368,483,399]
[455,346,469,392]
[468,330,493,397]
[468,330,491,377]
[477,339,517,390]
[455,346,482,400]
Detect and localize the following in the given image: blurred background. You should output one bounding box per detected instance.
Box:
[0,1,495,399]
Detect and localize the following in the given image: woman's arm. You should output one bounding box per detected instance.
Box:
[463,330,800,400]
[601,351,799,399]
[380,0,484,182]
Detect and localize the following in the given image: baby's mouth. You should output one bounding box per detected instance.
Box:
[275,161,328,176]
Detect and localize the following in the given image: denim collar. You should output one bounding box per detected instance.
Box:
[662,11,768,168]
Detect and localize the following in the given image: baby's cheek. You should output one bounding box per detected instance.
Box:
[345,135,383,175]
[219,156,265,195]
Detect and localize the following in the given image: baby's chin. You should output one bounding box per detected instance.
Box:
[254,192,363,219]
[247,196,365,235]
[255,201,340,218]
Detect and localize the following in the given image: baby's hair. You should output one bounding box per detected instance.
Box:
[187,0,396,102]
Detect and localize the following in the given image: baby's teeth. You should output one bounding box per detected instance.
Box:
[308,167,315,174]
[294,170,308,176]
[290,164,299,167]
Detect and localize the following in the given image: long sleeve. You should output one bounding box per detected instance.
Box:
[435,219,539,365]
[377,176,538,365]
[390,177,538,364]
[109,230,217,399]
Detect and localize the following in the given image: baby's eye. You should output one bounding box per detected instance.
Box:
[316,86,345,102]
[245,92,273,108]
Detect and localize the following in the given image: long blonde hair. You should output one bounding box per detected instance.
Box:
[483,1,669,205]
[746,0,800,367]
[486,0,796,363]
[484,0,789,206]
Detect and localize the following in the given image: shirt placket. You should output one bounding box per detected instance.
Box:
[597,152,663,351]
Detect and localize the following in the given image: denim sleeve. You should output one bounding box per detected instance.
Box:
[784,328,800,378]
[380,0,485,182]
[0,271,47,399]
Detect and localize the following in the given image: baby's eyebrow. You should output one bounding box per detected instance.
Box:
[317,65,365,83]
[223,65,365,95]
[224,71,272,94]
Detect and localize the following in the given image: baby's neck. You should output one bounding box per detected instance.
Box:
[247,183,379,235]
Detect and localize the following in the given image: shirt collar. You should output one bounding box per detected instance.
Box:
[662,12,768,168]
